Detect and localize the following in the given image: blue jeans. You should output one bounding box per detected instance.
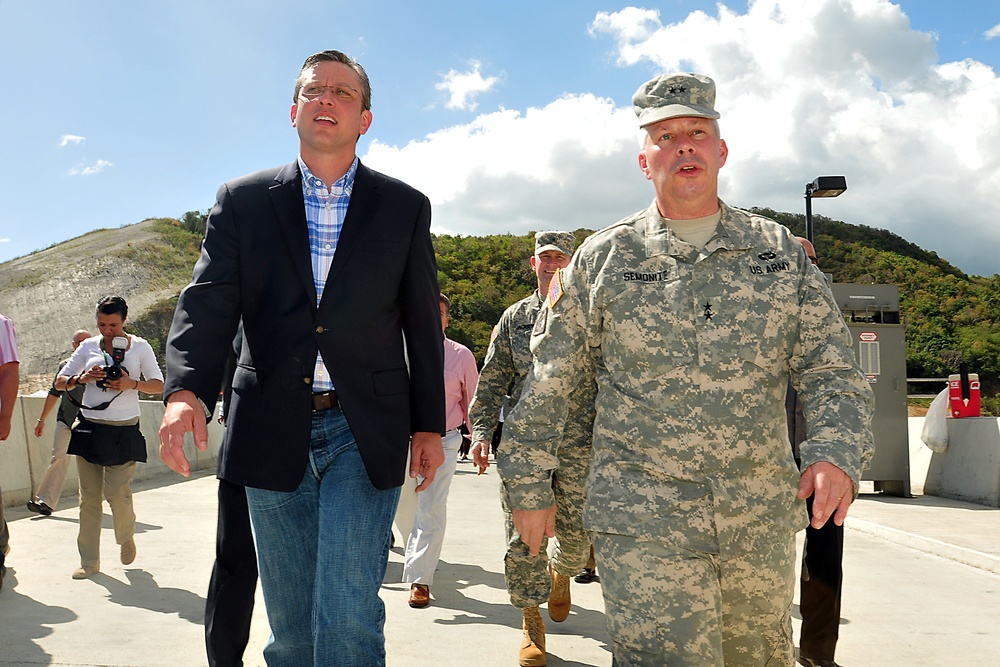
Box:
[245,408,401,666]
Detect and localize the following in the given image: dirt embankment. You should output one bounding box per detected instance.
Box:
[1,220,188,393]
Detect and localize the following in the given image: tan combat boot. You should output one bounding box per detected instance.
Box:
[519,606,547,666]
[548,565,571,622]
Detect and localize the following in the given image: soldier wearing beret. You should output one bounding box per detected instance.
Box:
[499,73,874,666]
[469,231,594,667]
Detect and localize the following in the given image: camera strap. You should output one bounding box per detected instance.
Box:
[63,335,132,411]
[65,388,124,412]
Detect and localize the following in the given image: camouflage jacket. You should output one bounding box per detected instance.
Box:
[469,291,545,444]
[498,201,874,556]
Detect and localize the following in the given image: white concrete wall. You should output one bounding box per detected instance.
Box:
[5,395,1000,508]
[908,415,1000,507]
[2,395,224,508]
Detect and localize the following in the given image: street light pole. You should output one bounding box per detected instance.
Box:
[805,190,814,243]
[804,176,848,245]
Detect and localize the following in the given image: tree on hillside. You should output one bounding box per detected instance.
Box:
[433,230,592,365]
[128,296,178,379]
[181,210,208,236]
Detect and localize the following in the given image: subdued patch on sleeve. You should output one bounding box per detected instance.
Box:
[547,269,564,309]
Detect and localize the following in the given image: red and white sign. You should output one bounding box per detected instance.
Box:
[859,332,878,341]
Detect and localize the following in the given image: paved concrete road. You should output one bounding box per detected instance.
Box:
[1,464,998,666]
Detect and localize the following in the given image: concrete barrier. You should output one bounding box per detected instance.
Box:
[5,395,1000,508]
[908,415,1000,507]
[2,395,224,508]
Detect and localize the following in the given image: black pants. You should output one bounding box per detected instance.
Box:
[206,479,259,667]
[490,421,504,457]
[799,494,844,661]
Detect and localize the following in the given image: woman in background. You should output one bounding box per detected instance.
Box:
[57,295,163,579]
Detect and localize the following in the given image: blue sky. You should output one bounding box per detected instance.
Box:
[1,0,999,276]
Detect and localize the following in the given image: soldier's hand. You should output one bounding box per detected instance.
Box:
[798,461,854,528]
[513,505,556,556]
[472,439,491,474]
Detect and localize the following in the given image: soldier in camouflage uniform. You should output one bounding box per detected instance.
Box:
[469,231,594,667]
[499,73,874,667]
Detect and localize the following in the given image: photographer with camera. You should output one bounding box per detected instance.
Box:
[56,295,164,579]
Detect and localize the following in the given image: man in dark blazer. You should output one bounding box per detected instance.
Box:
[158,50,445,667]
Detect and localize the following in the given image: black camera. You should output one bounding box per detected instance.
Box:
[97,336,129,389]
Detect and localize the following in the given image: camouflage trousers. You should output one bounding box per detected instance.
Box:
[595,532,795,667]
[500,442,592,609]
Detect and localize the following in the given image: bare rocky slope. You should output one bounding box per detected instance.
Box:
[0,219,192,393]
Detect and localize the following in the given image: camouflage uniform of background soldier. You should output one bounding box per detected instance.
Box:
[469,230,594,667]
[499,74,874,667]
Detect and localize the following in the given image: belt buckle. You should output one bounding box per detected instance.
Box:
[312,391,337,412]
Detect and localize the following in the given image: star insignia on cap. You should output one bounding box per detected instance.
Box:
[667,85,688,94]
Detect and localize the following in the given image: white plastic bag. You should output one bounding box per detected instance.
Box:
[921,388,950,453]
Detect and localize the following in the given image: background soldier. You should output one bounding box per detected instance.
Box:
[28,329,91,516]
[469,231,594,667]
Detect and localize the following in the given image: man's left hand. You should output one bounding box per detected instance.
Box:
[409,431,444,492]
[798,461,855,529]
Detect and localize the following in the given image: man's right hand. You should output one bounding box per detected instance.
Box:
[472,439,491,474]
[513,505,557,556]
[158,390,209,477]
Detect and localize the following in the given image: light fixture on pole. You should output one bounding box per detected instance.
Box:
[804,176,847,244]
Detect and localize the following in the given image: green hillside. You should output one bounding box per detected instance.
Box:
[753,207,1000,414]
[6,209,997,414]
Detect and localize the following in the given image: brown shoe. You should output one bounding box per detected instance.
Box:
[408,584,430,608]
[519,606,546,666]
[120,538,136,565]
[72,566,99,579]
[548,566,571,622]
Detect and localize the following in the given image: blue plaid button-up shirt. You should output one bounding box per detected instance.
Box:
[299,156,358,391]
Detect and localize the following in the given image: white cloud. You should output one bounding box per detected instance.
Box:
[364,94,646,236]
[0,238,9,244]
[585,0,1000,276]
[68,159,113,176]
[986,23,1000,39]
[58,134,85,147]
[368,0,1000,276]
[435,62,500,111]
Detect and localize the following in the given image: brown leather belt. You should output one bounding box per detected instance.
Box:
[311,391,340,412]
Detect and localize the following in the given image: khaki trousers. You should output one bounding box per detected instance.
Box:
[76,458,137,569]
[35,421,74,509]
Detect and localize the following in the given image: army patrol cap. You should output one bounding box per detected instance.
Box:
[632,72,721,128]
[535,231,574,256]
